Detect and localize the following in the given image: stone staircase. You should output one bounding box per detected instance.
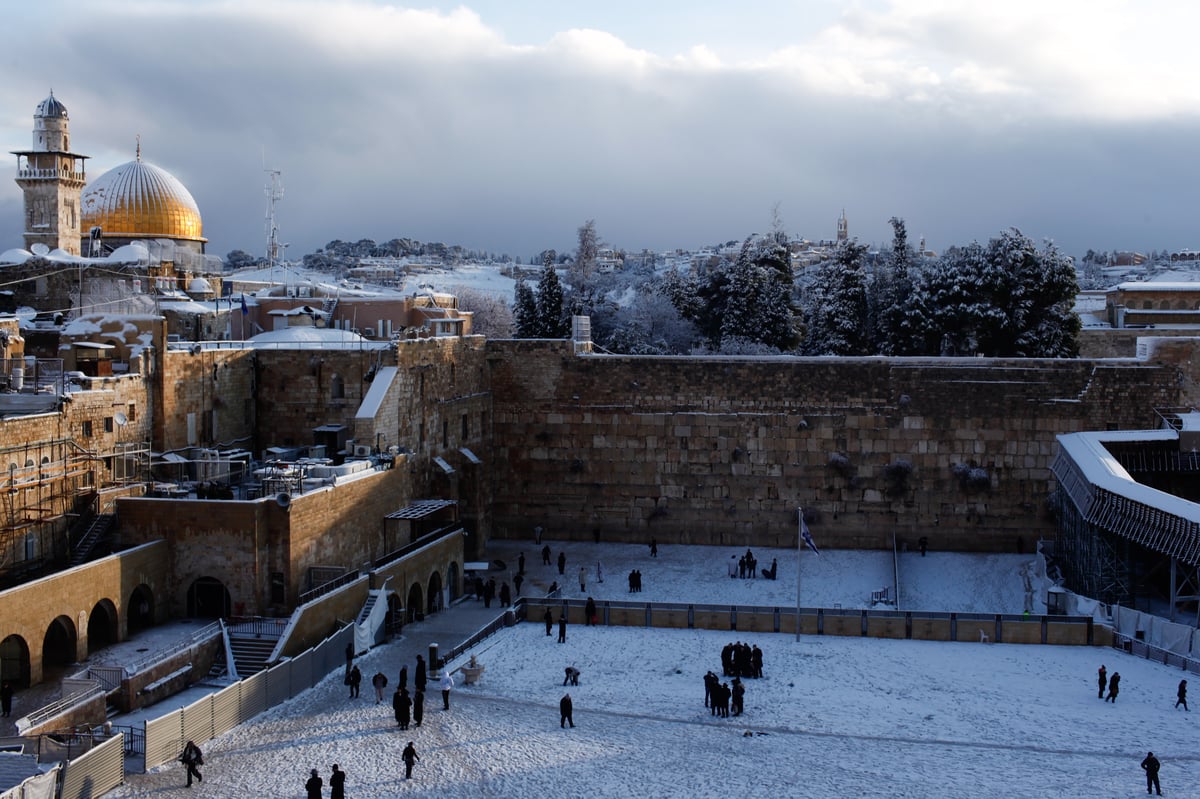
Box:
[356,592,381,625]
[225,620,288,676]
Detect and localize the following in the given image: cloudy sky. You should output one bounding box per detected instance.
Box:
[3,0,1199,261]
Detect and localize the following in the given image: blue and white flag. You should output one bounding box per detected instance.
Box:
[800,513,820,555]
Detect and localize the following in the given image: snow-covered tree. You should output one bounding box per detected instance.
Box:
[535,263,570,338]
[804,240,870,355]
[453,287,512,340]
[570,220,600,288]
[872,217,922,355]
[511,279,538,337]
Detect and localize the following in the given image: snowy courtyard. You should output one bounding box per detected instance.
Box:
[106,543,1199,798]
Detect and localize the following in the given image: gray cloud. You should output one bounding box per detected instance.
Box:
[2,2,1199,262]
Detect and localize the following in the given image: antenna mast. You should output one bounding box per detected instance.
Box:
[264,165,285,278]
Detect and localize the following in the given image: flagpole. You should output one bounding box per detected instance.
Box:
[796,507,802,642]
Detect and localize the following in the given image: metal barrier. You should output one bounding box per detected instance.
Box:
[1112,632,1200,675]
[59,732,124,799]
[85,666,125,694]
[141,623,354,773]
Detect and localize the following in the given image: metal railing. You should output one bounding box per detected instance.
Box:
[297,569,362,606]
[19,682,104,731]
[374,524,465,570]
[1111,631,1200,675]
[225,617,290,638]
[84,666,124,693]
[124,621,223,676]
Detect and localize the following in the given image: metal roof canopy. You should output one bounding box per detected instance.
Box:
[386,499,457,520]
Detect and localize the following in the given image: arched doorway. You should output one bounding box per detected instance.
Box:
[0,634,31,688]
[447,562,460,601]
[426,571,443,616]
[87,599,119,654]
[406,582,424,623]
[187,576,232,619]
[385,593,404,635]
[43,616,77,670]
[128,584,155,634]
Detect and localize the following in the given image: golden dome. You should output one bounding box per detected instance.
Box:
[81,159,205,243]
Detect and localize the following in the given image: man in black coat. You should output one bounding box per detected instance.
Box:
[330,764,346,799]
[560,692,575,727]
[395,687,412,729]
[1141,751,1162,795]
[544,608,553,636]
[347,665,362,698]
[305,768,323,799]
[415,655,427,692]
[1176,678,1188,711]
[557,551,566,575]
[518,552,526,575]
[542,544,551,565]
[1106,672,1121,703]
[1098,664,1107,699]
[704,671,718,708]
[731,678,745,716]
[558,614,568,643]
[500,582,512,607]
[585,597,596,626]
[413,688,424,727]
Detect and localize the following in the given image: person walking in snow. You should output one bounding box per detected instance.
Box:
[1141,751,1162,796]
[413,688,424,727]
[585,596,597,626]
[650,538,658,557]
[544,607,553,636]
[1106,672,1121,703]
[558,614,568,643]
[396,687,412,729]
[596,560,604,583]
[398,665,408,692]
[402,741,420,779]
[179,740,203,787]
[415,654,427,692]
[330,764,346,799]
[560,692,575,727]
[558,551,567,575]
[372,670,388,703]
[347,665,361,699]
[542,544,551,565]
[305,768,323,799]
[514,573,524,596]
[500,581,512,607]
[440,670,453,710]
[579,566,587,592]
[1098,664,1107,699]
[1176,678,1188,711]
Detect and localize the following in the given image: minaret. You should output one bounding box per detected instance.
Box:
[836,209,848,243]
[11,92,89,255]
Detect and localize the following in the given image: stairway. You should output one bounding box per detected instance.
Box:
[68,513,116,567]
[322,296,339,326]
[226,626,285,676]
[356,593,380,625]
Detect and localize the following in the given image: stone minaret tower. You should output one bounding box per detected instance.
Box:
[836,209,848,243]
[11,92,89,255]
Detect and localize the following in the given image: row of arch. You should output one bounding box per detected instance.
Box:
[2,562,466,689]
[0,584,154,689]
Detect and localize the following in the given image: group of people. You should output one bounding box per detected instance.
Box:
[1095,664,1185,795]
[627,569,643,592]
[304,764,347,798]
[703,671,746,717]
[473,576,515,608]
[729,548,759,579]
[721,641,764,679]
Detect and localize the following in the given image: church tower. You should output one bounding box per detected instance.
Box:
[11,92,89,255]
[836,209,848,243]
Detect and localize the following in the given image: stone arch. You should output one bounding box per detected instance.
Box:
[406,581,424,623]
[1159,299,1170,310]
[426,570,443,615]
[0,634,31,688]
[87,599,119,654]
[446,561,461,602]
[186,576,232,619]
[42,615,77,670]
[128,584,155,634]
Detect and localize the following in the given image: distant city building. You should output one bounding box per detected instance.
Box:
[836,209,848,243]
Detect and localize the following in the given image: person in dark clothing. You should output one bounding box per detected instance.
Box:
[557,551,566,575]
[372,671,388,703]
[628,570,636,592]
[392,686,406,727]
[564,666,580,686]
[0,681,13,717]
[762,558,778,580]
[1098,664,1107,699]
[558,614,568,643]
[548,581,559,597]
[348,665,362,698]
[544,608,553,636]
[704,671,718,708]
[413,688,424,727]
[500,582,512,607]
[1106,672,1121,703]
[1177,678,1188,711]
[650,538,658,557]
[518,552,526,575]
[474,576,484,601]
[180,740,203,786]
[542,544,551,565]
[585,597,597,626]
[752,645,764,678]
[398,687,412,729]
[731,678,745,716]
[305,768,323,799]
[398,665,408,692]
[415,655,427,692]
[514,573,524,596]
[1141,751,1162,795]
[633,570,642,591]
[330,764,346,799]
[718,682,730,718]
[402,741,419,779]
[483,578,495,608]
[560,693,575,727]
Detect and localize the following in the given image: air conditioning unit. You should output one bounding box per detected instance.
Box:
[353,444,372,457]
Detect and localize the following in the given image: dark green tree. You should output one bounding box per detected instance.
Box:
[511,279,538,337]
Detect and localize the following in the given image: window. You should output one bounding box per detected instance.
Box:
[104,417,114,433]
[270,572,286,604]
[442,420,449,448]
[82,420,93,437]
[331,374,345,399]
[461,414,469,441]
[127,403,136,422]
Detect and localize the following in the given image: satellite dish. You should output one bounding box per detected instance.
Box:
[114,412,128,426]
[31,243,50,256]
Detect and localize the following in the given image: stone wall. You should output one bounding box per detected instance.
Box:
[156,346,256,453]
[486,342,1187,552]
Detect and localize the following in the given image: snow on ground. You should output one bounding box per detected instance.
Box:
[108,543,1197,798]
